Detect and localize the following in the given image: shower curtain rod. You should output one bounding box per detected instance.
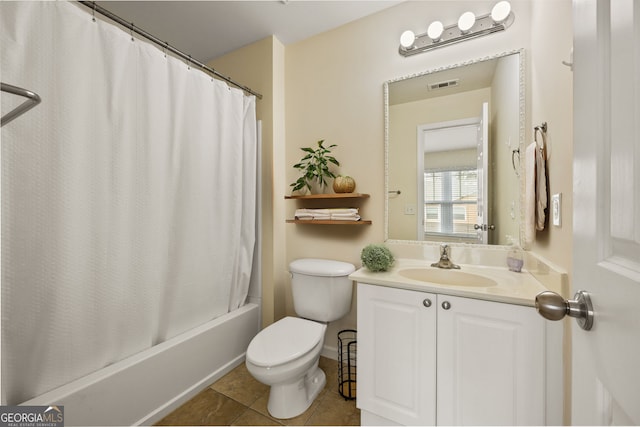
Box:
[77,1,263,100]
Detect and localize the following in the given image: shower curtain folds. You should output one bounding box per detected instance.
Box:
[0,1,257,406]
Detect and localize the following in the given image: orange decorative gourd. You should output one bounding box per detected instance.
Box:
[333,175,356,193]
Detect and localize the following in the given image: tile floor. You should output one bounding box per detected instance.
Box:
[155,357,360,426]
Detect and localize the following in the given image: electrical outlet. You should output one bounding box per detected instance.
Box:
[552,193,562,227]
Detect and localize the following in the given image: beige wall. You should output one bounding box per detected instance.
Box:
[529,0,574,276]
[211,0,573,345]
[286,0,535,342]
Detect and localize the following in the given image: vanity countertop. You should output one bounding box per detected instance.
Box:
[350,258,549,307]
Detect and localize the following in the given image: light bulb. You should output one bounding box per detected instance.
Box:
[427,21,444,41]
[399,30,416,49]
[491,1,512,24]
[457,11,476,33]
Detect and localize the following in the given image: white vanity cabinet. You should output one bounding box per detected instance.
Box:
[357,282,546,426]
[357,282,438,425]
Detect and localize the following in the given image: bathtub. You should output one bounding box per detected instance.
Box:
[22,303,260,426]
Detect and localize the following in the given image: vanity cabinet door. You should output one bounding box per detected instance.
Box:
[357,283,437,426]
[436,295,545,426]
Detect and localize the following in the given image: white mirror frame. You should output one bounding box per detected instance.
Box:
[384,48,526,249]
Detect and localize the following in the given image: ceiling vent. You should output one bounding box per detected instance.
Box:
[427,78,460,91]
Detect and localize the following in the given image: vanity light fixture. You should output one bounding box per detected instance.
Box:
[457,11,476,34]
[399,0,514,57]
[491,1,512,24]
[427,21,444,42]
[399,30,416,49]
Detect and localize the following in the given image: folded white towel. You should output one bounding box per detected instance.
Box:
[296,215,331,220]
[295,212,331,220]
[295,215,360,221]
[294,208,360,221]
[331,215,361,221]
[295,208,358,216]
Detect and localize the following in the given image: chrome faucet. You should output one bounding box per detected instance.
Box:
[431,244,460,269]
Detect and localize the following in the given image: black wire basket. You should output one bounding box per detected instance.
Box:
[338,329,357,400]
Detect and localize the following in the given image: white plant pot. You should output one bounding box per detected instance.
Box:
[310,180,328,194]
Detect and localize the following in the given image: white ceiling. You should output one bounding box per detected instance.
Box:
[389,58,499,105]
[100,1,401,63]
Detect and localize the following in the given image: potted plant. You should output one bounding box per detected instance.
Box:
[361,244,395,272]
[290,139,340,194]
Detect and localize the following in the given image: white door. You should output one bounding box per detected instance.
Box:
[476,102,490,244]
[572,0,640,424]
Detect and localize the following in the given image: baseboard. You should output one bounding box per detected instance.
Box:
[322,344,338,361]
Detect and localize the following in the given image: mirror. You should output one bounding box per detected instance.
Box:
[385,49,524,246]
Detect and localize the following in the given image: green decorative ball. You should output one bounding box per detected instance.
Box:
[361,244,395,272]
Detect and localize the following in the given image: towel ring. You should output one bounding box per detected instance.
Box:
[534,122,547,151]
[534,122,549,159]
[511,148,520,176]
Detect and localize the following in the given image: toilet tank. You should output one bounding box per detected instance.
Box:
[289,258,355,322]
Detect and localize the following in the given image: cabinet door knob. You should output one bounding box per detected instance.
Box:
[442,301,451,310]
[423,298,432,308]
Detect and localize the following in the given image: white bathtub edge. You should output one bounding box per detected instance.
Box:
[23,303,260,427]
[136,352,246,426]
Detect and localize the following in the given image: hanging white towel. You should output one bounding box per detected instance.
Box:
[535,144,548,231]
[524,142,536,245]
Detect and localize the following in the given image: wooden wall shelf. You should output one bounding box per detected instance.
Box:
[286,219,372,225]
[285,193,370,200]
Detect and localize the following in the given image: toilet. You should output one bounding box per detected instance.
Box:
[246,258,355,419]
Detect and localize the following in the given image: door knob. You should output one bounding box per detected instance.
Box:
[535,290,594,331]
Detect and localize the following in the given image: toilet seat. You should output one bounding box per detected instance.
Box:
[247,317,325,368]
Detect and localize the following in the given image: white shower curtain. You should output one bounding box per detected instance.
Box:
[0,1,257,405]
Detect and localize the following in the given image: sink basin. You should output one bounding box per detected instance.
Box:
[398,268,498,287]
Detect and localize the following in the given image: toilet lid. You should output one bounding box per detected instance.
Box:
[247,317,325,367]
[289,258,356,277]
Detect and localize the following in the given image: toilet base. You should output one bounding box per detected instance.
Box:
[267,365,326,419]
